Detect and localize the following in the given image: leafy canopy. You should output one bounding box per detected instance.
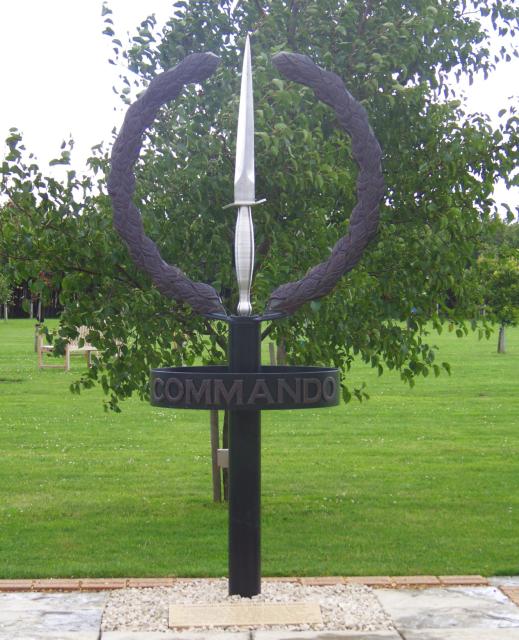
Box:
[479,252,519,327]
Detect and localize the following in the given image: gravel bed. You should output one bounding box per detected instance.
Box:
[102,579,394,633]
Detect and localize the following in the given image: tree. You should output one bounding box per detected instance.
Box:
[1,0,518,414]
[0,271,12,320]
[490,220,519,251]
[476,217,519,352]
[478,251,519,353]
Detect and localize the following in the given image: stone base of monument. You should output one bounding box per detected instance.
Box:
[169,602,322,628]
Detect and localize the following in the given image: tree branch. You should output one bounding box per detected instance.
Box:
[0,249,133,286]
[114,264,144,290]
[204,320,227,352]
[261,323,274,341]
[253,0,266,17]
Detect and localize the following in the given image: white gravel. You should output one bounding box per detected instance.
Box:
[102,579,394,633]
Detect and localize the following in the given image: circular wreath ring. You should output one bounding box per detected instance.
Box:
[108,51,384,318]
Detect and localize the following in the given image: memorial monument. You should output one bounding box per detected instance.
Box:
[108,36,383,598]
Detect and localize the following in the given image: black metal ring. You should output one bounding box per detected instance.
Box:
[151,365,340,411]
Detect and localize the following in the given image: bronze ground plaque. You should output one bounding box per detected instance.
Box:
[169,602,322,628]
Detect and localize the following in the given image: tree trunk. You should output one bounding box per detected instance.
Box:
[222,410,229,502]
[276,338,286,365]
[210,410,222,503]
[3,304,7,321]
[268,342,276,365]
[34,323,42,352]
[498,324,506,354]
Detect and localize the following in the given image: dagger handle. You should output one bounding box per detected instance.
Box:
[234,205,255,316]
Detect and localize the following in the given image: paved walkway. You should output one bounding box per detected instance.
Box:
[0,591,105,639]
[1,578,519,639]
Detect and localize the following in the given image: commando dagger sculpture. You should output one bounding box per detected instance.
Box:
[225,35,265,316]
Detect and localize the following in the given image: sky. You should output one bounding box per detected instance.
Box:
[0,0,517,216]
[0,1,172,170]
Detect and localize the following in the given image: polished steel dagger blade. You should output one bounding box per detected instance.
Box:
[235,34,256,206]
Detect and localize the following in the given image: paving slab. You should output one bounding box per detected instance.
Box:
[102,633,401,640]
[0,634,99,640]
[0,579,34,591]
[345,578,393,587]
[492,577,519,587]
[0,634,98,640]
[375,586,519,631]
[438,576,488,586]
[502,588,519,607]
[81,578,127,590]
[254,631,402,639]
[391,576,440,588]
[0,591,106,639]
[102,634,250,640]
[300,577,346,586]
[33,579,83,591]
[401,628,519,639]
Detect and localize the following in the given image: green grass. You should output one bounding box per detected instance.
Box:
[0,318,518,578]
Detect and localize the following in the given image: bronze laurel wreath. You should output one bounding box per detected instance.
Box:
[108,53,226,315]
[266,53,384,314]
[108,51,384,318]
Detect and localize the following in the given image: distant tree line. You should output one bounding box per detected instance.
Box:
[0,272,62,320]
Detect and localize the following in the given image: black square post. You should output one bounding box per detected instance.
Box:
[228,316,261,596]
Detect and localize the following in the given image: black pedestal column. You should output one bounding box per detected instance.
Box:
[228,316,261,597]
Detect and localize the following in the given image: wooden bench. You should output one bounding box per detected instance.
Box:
[37,325,99,371]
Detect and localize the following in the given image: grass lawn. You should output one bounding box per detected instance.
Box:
[0,318,518,578]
